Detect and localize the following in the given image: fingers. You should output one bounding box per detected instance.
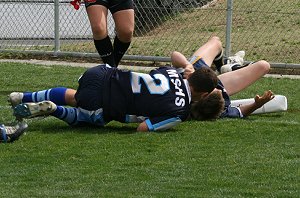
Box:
[264,90,275,100]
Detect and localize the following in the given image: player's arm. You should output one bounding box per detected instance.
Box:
[171,51,190,68]
[238,90,275,117]
[171,51,195,79]
[137,121,149,132]
[137,116,182,132]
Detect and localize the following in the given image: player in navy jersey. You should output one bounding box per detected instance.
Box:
[3,63,217,142]
[171,36,275,120]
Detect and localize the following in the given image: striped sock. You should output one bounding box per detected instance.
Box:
[51,106,78,126]
[22,87,67,105]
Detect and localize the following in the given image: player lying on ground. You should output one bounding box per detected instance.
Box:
[171,36,275,120]
[1,62,219,143]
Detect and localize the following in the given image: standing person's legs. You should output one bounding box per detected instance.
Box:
[218,60,270,96]
[86,4,116,66]
[112,2,134,66]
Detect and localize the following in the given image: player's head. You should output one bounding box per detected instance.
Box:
[190,90,224,121]
[187,67,218,94]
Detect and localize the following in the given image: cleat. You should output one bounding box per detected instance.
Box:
[8,92,24,107]
[220,63,242,73]
[14,101,56,119]
[220,61,254,74]
[0,122,28,143]
[225,50,245,65]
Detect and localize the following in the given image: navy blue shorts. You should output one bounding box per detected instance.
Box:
[84,0,134,14]
[189,55,210,69]
[75,65,109,110]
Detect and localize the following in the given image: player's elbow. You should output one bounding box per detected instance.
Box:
[137,122,149,132]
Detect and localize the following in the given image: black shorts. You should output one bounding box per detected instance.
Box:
[75,65,109,110]
[84,0,134,14]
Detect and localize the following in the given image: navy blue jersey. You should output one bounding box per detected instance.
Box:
[217,80,242,118]
[102,66,191,130]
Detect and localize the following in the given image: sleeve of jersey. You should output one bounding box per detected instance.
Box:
[145,116,182,131]
[220,106,243,118]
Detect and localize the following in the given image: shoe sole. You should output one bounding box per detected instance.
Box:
[8,123,28,143]
[0,123,28,143]
[14,101,56,119]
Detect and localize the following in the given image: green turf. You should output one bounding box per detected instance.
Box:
[0,62,299,197]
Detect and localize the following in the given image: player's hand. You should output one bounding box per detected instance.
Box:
[254,90,275,108]
[183,64,195,79]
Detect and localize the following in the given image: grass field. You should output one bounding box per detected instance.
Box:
[0,62,299,197]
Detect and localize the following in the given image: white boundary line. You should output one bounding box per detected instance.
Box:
[1,59,300,78]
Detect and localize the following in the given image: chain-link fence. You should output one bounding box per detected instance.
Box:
[0,0,299,67]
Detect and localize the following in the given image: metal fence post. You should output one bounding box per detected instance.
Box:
[54,0,60,56]
[225,0,233,57]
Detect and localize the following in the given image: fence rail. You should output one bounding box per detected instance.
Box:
[0,0,299,68]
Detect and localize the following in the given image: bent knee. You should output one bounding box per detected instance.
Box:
[256,60,270,74]
[209,36,222,51]
[209,36,221,44]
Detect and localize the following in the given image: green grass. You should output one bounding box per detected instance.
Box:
[0,62,299,197]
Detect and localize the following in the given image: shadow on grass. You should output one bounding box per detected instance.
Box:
[25,118,178,135]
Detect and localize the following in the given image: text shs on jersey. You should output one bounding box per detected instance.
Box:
[166,69,186,107]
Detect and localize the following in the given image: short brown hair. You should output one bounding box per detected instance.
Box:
[187,67,218,93]
[190,91,225,121]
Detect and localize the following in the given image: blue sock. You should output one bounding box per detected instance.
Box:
[23,87,68,105]
[51,106,78,126]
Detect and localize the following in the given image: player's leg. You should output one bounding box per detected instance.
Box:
[112,0,134,66]
[171,36,222,70]
[13,101,105,127]
[86,3,115,66]
[218,60,270,96]
[8,88,77,107]
[190,36,223,68]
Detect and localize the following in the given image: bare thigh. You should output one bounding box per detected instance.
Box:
[113,9,134,42]
[191,36,223,67]
[86,5,108,39]
[218,60,270,96]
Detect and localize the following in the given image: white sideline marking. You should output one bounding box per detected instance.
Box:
[264,74,300,80]
[1,59,300,78]
[222,118,299,125]
[251,119,300,125]
[0,59,154,72]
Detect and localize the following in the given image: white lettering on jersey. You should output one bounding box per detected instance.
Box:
[167,69,186,107]
[130,70,186,107]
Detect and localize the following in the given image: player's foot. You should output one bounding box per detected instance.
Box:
[8,92,24,107]
[0,122,28,143]
[220,61,254,74]
[13,101,56,119]
[225,50,245,65]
